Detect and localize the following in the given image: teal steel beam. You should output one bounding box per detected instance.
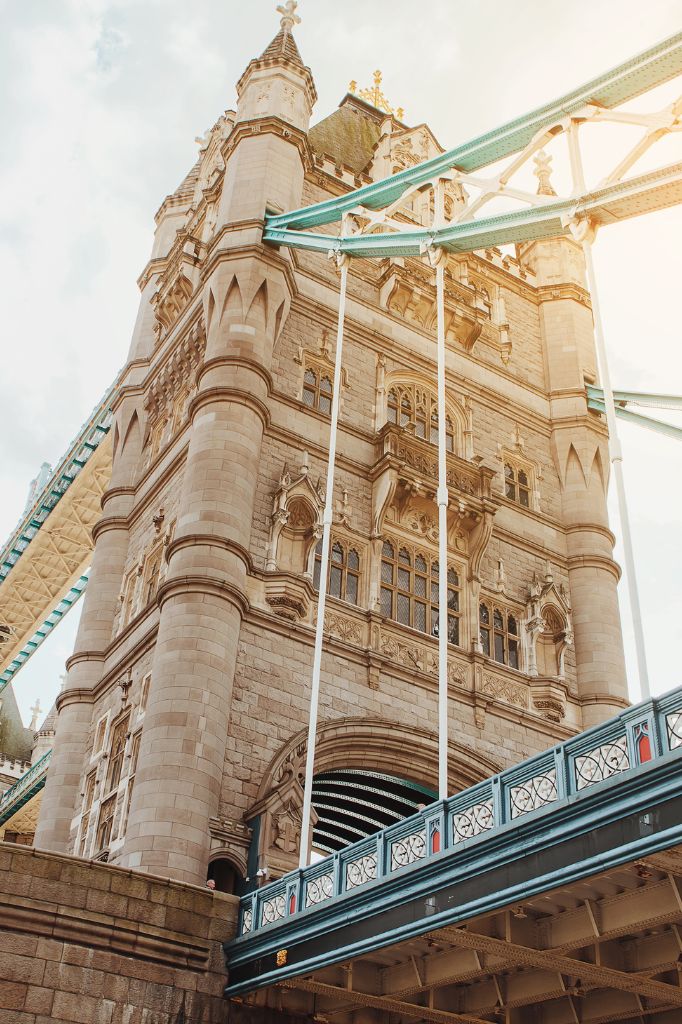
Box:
[588,384,682,411]
[0,574,89,693]
[0,379,118,586]
[265,162,682,258]
[588,386,682,441]
[266,32,682,233]
[224,687,682,996]
[0,749,52,826]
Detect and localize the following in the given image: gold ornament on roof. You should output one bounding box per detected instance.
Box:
[349,70,404,120]
[277,0,300,33]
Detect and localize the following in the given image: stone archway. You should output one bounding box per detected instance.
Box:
[249,717,503,877]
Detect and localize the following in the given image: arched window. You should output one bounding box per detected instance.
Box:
[504,463,530,508]
[479,603,520,669]
[386,384,455,452]
[142,545,163,607]
[302,366,333,415]
[313,539,360,605]
[380,539,460,644]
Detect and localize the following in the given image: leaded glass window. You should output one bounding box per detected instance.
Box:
[386,384,455,452]
[381,539,460,644]
[480,603,520,669]
[302,366,333,415]
[504,463,531,507]
[313,539,360,605]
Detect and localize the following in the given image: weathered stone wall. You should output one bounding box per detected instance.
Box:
[0,843,237,1023]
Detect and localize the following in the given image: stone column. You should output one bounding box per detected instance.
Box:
[520,237,628,727]
[121,258,291,883]
[34,405,141,852]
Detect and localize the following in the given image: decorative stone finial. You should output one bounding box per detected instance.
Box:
[350,69,404,119]
[277,0,300,33]
[533,150,556,197]
[29,698,41,731]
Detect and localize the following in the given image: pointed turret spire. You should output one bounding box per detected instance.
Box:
[234,0,316,132]
[259,1,305,67]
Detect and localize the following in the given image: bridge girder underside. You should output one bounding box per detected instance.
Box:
[0,435,111,677]
[239,850,682,1024]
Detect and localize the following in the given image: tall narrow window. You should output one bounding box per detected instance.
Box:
[121,731,141,838]
[302,366,333,415]
[78,770,97,857]
[480,604,520,669]
[380,539,460,644]
[106,713,130,794]
[95,795,116,853]
[142,545,163,607]
[93,714,108,757]
[504,463,531,507]
[313,539,360,605]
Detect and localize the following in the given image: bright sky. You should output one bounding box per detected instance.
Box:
[1,0,680,726]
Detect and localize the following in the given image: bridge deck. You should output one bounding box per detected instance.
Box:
[224,687,682,1021]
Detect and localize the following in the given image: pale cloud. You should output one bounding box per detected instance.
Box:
[1,0,680,723]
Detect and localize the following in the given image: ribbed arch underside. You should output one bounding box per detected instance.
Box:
[312,769,436,853]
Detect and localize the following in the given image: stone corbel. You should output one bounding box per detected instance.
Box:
[467,503,496,584]
[370,463,398,538]
[524,615,545,678]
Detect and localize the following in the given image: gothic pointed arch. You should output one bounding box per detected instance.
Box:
[380,369,467,457]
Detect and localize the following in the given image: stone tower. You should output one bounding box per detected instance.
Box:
[34,7,627,888]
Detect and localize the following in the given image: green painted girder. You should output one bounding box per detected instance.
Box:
[588,385,682,441]
[0,574,89,692]
[265,161,682,258]
[0,749,52,826]
[0,379,118,585]
[588,384,682,410]
[266,31,682,233]
[224,686,682,996]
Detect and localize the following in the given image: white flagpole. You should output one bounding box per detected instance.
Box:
[566,123,650,700]
[299,249,349,868]
[430,179,449,800]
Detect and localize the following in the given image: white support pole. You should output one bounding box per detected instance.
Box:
[433,179,449,800]
[566,122,650,700]
[299,249,349,868]
[581,239,651,700]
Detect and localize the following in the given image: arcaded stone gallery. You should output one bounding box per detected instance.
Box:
[2,6,682,1024]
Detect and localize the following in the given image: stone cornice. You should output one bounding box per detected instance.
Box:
[536,282,592,307]
[100,485,136,508]
[566,552,622,581]
[56,683,97,711]
[223,116,313,171]
[156,574,249,619]
[189,386,271,431]
[201,239,298,301]
[91,515,130,543]
[168,534,253,575]
[565,522,616,546]
[198,355,273,395]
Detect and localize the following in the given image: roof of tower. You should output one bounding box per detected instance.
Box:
[259,26,305,68]
[308,94,388,174]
